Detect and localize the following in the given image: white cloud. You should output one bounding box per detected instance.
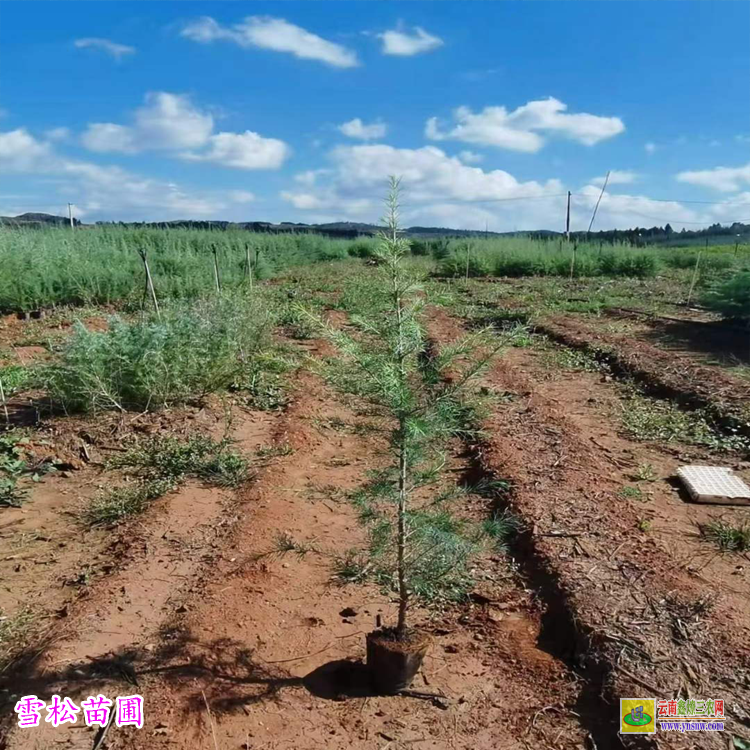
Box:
[676,162,750,192]
[591,170,638,187]
[133,92,214,149]
[378,26,443,56]
[645,142,657,154]
[338,118,387,140]
[181,16,358,68]
[228,190,256,203]
[426,98,624,153]
[82,92,213,153]
[0,128,249,221]
[182,131,290,169]
[80,92,289,170]
[82,122,138,153]
[278,141,744,231]
[0,129,53,171]
[573,185,699,231]
[281,143,564,228]
[74,38,136,60]
[458,150,483,164]
[45,127,71,142]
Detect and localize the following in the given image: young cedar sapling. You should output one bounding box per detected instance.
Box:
[308,177,503,693]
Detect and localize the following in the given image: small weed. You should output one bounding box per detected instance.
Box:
[314,416,351,433]
[0,607,35,672]
[700,519,750,552]
[256,442,294,459]
[483,510,522,552]
[305,482,345,503]
[333,549,370,583]
[0,364,33,397]
[0,430,55,508]
[110,434,249,488]
[82,434,248,527]
[633,463,658,482]
[273,532,315,557]
[541,345,604,373]
[637,517,652,532]
[622,394,749,452]
[81,478,175,527]
[618,486,645,501]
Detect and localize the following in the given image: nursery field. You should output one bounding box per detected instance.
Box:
[1,221,750,750]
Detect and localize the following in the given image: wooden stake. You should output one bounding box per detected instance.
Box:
[569,242,577,281]
[686,251,702,306]
[465,242,472,281]
[0,377,9,424]
[137,248,160,319]
[565,191,571,240]
[67,203,74,229]
[212,245,222,294]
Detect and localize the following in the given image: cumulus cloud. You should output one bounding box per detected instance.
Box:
[426,98,625,153]
[74,38,136,60]
[676,162,750,192]
[181,131,290,169]
[80,92,289,170]
[458,150,483,164]
[0,129,252,221]
[45,127,71,142]
[377,26,443,56]
[82,123,139,153]
[0,128,53,171]
[591,170,638,187]
[281,143,565,228]
[277,141,744,231]
[181,16,358,68]
[82,92,214,153]
[338,118,387,140]
[572,184,699,231]
[228,190,256,203]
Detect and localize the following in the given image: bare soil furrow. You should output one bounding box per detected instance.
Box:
[427,305,750,749]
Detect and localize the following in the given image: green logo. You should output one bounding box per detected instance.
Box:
[623,706,652,727]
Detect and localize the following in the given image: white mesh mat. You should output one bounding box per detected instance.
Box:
[677,465,750,505]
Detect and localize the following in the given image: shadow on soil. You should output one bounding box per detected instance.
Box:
[0,623,385,741]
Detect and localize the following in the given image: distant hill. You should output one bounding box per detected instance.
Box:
[0,212,80,227]
[2,212,748,247]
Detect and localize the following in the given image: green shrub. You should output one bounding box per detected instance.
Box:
[348,239,378,258]
[702,272,750,322]
[599,252,658,278]
[43,294,274,413]
[438,252,492,277]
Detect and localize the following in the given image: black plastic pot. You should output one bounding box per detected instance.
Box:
[366,628,430,694]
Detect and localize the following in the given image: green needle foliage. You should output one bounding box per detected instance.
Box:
[702,271,750,323]
[318,178,500,636]
[43,293,275,413]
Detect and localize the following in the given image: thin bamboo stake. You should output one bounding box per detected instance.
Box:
[587,170,610,238]
[0,377,9,424]
[569,243,578,281]
[212,245,222,294]
[137,248,160,320]
[686,251,702,306]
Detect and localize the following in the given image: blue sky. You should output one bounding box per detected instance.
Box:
[1,1,749,230]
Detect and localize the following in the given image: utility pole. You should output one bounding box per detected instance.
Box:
[565,191,571,241]
[68,203,74,229]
